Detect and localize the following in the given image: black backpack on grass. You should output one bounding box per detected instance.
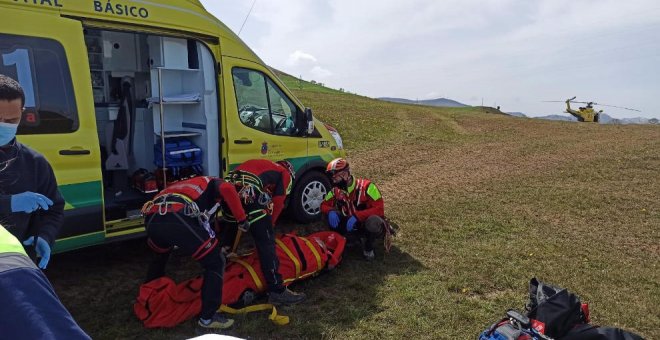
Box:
[479,278,644,340]
[525,278,586,338]
[526,278,643,340]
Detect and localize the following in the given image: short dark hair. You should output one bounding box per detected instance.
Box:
[0,74,25,107]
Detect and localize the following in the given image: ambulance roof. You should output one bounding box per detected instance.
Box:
[0,0,261,62]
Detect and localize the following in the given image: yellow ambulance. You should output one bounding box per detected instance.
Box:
[0,0,345,252]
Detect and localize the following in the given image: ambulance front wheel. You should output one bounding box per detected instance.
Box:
[290,171,330,223]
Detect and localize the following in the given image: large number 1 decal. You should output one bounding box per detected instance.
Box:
[2,48,36,107]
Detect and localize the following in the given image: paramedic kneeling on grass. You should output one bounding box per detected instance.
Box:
[142,176,248,331]
[0,74,64,270]
[219,159,306,306]
[321,158,386,261]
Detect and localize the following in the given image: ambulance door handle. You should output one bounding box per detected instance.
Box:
[234,139,252,144]
[59,148,91,155]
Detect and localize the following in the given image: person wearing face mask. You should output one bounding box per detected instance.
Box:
[321,158,386,261]
[0,74,64,270]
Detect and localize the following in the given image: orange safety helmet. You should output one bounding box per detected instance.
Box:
[326,157,349,175]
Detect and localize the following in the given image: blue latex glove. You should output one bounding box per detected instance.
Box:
[346,216,358,232]
[11,192,53,213]
[23,237,51,269]
[328,211,340,229]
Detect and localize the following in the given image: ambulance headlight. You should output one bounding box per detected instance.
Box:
[325,124,343,150]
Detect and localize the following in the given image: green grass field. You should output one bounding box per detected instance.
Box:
[48,77,659,339]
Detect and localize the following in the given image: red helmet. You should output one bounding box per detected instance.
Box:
[276,160,295,181]
[326,158,349,175]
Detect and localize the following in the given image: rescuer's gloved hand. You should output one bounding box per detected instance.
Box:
[346,215,358,232]
[23,237,51,269]
[11,192,53,213]
[237,219,251,232]
[328,211,340,229]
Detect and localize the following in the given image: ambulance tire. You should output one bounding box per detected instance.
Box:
[290,171,330,223]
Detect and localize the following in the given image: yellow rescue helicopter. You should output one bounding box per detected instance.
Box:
[544,97,641,122]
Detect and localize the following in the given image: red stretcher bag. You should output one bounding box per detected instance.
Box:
[134,231,345,328]
[222,231,345,305]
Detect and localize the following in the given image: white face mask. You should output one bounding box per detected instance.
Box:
[0,122,19,146]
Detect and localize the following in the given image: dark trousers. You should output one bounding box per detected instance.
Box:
[332,215,385,252]
[219,213,284,293]
[145,213,225,320]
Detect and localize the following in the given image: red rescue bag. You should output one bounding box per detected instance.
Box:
[133,276,202,328]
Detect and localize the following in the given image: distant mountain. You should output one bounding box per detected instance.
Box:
[599,114,660,125]
[506,112,527,118]
[378,97,416,105]
[378,97,469,108]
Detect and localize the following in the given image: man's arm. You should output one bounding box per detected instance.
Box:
[270,167,291,225]
[0,194,12,214]
[218,181,247,222]
[31,159,64,246]
[320,190,336,214]
[354,183,384,221]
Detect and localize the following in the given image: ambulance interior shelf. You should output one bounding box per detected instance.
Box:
[154,131,201,139]
[151,66,206,187]
[147,91,201,105]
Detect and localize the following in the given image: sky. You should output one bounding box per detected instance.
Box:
[200,0,660,119]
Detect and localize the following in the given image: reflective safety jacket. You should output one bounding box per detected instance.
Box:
[0,225,90,339]
[320,176,384,221]
[143,176,246,222]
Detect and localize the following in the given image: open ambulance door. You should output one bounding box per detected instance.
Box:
[0,8,104,252]
[221,56,309,167]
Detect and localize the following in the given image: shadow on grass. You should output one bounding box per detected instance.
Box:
[46,221,425,339]
[228,220,427,339]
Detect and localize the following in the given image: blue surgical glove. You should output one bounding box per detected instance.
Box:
[328,211,340,229]
[11,192,53,213]
[23,237,51,269]
[346,215,358,232]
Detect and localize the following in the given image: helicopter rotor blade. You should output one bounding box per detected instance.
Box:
[592,103,641,112]
[542,98,588,104]
[542,98,641,112]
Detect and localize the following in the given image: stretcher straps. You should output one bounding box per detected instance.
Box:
[299,236,322,270]
[229,258,264,291]
[219,304,289,326]
[289,236,308,272]
[275,238,300,280]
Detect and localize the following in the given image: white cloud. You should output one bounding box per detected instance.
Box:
[287,50,318,66]
[310,66,332,79]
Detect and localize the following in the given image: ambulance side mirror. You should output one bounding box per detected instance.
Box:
[305,108,314,135]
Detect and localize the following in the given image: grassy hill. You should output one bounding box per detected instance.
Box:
[48,78,659,339]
